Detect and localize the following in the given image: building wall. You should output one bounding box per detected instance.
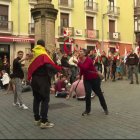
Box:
[0,0,135,65]
[11,0,29,35]
[52,0,134,56]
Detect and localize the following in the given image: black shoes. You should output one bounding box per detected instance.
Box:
[130,81,139,84]
[82,111,90,116]
[104,109,109,115]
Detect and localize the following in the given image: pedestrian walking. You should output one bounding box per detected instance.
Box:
[28,39,61,129]
[74,49,108,116]
[12,51,29,109]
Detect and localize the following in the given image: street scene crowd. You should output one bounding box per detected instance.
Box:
[0,39,140,129]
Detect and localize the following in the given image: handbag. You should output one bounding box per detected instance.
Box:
[97,71,104,80]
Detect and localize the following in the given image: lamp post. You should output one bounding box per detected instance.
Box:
[101,13,107,51]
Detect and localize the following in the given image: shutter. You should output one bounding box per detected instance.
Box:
[109,20,115,33]
[60,0,68,5]
[61,13,69,27]
[86,16,94,30]
[0,5,8,16]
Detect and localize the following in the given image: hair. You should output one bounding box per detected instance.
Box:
[37,39,45,47]
[81,48,88,56]
[17,50,24,54]
[60,74,67,79]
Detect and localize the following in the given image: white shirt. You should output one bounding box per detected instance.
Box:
[69,56,78,66]
[1,73,10,85]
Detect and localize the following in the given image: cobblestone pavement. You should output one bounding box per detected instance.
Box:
[0,77,140,139]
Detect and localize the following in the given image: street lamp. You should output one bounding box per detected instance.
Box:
[101,13,107,51]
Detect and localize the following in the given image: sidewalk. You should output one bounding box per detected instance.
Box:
[0,78,140,139]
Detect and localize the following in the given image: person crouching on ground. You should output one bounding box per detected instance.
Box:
[66,75,95,100]
[73,49,108,116]
[54,74,69,98]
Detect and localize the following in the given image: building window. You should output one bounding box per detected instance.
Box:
[86,16,94,30]
[0,5,8,21]
[86,0,93,7]
[0,5,8,28]
[109,20,115,33]
[60,13,69,27]
[108,0,114,11]
[60,0,68,6]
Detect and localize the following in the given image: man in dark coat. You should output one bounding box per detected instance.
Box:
[28,39,61,129]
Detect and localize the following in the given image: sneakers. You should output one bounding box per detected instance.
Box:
[13,102,20,107]
[34,120,41,126]
[40,121,54,129]
[19,104,28,110]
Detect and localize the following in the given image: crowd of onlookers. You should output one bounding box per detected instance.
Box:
[0,47,140,99]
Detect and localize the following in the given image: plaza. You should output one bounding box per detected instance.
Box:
[0,77,140,139]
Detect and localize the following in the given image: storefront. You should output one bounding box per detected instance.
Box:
[0,36,35,68]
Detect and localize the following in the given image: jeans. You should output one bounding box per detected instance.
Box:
[128,65,139,82]
[13,78,23,105]
[83,77,108,113]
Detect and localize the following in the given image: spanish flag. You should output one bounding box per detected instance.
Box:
[28,45,62,81]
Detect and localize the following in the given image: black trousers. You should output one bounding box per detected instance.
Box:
[83,77,108,113]
[31,75,51,123]
[33,93,49,123]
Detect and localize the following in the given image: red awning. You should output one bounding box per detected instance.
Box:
[0,36,35,43]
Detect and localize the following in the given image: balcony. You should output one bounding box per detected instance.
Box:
[28,23,35,35]
[58,26,74,37]
[0,21,13,34]
[84,1,98,14]
[108,32,120,42]
[107,6,120,18]
[58,0,74,10]
[85,29,99,40]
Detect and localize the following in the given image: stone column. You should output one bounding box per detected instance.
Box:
[31,0,58,51]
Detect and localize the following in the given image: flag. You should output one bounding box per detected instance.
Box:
[63,28,71,54]
[28,45,62,81]
[124,47,127,63]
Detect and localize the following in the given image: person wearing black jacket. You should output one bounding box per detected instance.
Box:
[12,51,29,109]
[29,39,61,129]
[126,49,139,84]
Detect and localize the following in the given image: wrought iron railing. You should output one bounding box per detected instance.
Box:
[0,20,13,33]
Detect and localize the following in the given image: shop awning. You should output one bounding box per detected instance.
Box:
[0,36,35,43]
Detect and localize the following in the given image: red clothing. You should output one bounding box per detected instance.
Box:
[55,80,66,92]
[78,57,98,80]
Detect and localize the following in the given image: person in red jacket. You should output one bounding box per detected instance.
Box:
[74,49,108,116]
